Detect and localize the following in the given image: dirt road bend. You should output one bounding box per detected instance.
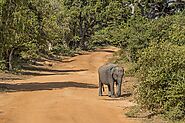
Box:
[0,47,140,123]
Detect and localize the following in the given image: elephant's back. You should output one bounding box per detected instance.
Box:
[98,63,117,84]
[98,63,116,72]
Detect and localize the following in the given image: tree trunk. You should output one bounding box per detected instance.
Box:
[8,48,14,71]
[129,3,135,15]
[48,42,52,51]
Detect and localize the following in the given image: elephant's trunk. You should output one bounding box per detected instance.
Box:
[116,79,122,97]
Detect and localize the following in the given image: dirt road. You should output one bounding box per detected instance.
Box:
[0,47,140,123]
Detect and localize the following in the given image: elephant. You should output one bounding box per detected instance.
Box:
[98,63,124,98]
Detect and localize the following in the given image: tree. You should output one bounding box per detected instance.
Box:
[0,0,65,70]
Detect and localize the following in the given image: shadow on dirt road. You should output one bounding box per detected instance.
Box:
[19,66,88,76]
[21,66,88,73]
[0,82,97,92]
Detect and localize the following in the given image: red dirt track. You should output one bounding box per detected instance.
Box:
[0,47,140,123]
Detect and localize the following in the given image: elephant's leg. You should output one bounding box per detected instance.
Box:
[116,82,119,97]
[110,82,115,98]
[99,82,103,96]
[115,80,122,97]
[115,81,122,97]
[108,85,111,97]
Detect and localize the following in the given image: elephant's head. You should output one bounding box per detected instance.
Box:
[111,66,124,97]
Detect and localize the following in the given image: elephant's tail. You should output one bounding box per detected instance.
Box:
[102,85,105,92]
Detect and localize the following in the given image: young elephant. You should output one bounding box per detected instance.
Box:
[98,63,124,97]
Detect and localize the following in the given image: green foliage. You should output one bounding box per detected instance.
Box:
[136,42,185,120]
[0,0,66,70]
[97,13,185,62]
[93,15,150,61]
[125,106,141,118]
[0,60,6,70]
[62,0,130,49]
[51,45,76,56]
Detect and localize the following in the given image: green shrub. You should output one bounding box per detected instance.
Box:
[0,60,6,70]
[102,14,185,62]
[136,42,185,120]
[125,106,141,118]
[51,45,76,56]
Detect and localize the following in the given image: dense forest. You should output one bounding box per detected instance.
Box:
[0,0,185,121]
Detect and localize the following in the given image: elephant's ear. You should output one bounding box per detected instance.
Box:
[111,67,118,80]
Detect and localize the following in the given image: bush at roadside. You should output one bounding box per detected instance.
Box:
[136,42,185,120]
